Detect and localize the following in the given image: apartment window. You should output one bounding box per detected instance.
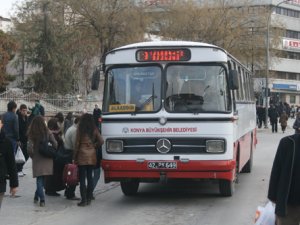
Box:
[290,95,296,104]
[288,52,300,60]
[288,73,297,80]
[276,6,300,18]
[286,30,300,39]
[276,50,300,60]
[276,71,287,79]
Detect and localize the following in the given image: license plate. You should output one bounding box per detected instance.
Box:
[148,161,177,169]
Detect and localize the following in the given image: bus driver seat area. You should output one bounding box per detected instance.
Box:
[173,80,205,112]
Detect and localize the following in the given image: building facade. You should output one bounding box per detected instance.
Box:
[0,16,11,32]
[267,0,300,106]
[206,0,300,106]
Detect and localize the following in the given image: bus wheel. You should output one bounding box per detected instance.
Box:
[120,180,139,196]
[219,179,235,197]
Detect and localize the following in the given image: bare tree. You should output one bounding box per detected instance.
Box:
[64,0,149,62]
[12,0,150,94]
[153,0,285,73]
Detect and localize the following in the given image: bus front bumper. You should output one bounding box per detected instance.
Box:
[101,159,236,183]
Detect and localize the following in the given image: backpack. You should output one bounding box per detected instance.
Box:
[32,105,41,116]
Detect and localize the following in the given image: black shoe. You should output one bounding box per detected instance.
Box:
[34,197,39,204]
[77,201,87,207]
[46,191,60,196]
[66,196,80,200]
[40,200,45,207]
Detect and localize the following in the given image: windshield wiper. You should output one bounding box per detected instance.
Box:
[135,83,157,112]
[203,85,210,97]
[135,95,157,112]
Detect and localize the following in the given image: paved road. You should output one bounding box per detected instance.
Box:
[0,119,295,225]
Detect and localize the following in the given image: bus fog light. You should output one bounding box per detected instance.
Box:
[107,140,123,152]
[206,140,225,153]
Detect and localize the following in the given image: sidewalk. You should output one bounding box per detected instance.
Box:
[1,159,119,225]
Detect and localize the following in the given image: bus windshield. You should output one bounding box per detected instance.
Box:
[165,64,231,113]
[102,64,231,114]
[103,66,162,113]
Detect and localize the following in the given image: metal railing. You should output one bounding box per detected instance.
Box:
[0,89,102,116]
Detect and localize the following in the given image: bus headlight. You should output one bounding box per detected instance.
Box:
[106,140,124,153]
[206,140,225,153]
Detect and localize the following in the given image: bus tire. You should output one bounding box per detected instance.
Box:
[120,180,139,196]
[219,179,235,197]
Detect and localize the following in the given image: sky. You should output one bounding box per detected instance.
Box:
[0,0,22,18]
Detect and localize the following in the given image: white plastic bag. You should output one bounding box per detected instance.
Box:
[15,146,25,164]
[254,201,275,225]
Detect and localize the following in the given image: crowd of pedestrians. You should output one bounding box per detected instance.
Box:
[0,101,103,209]
[256,102,300,133]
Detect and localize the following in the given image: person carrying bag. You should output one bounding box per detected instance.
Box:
[27,116,58,207]
[15,146,26,164]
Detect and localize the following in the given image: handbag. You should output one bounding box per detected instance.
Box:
[62,163,79,186]
[39,139,57,158]
[15,146,26,163]
[55,146,73,165]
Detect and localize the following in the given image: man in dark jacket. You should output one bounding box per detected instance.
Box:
[16,104,29,176]
[257,105,266,129]
[93,104,102,131]
[268,104,279,133]
[0,115,18,210]
[2,101,19,153]
[268,134,300,225]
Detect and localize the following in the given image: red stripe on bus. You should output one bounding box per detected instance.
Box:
[102,160,235,182]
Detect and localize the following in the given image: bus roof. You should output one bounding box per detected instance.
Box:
[104,41,230,64]
[115,41,220,50]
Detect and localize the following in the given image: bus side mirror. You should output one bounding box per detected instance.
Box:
[229,70,239,90]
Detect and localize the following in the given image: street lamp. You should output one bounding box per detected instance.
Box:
[265,0,290,128]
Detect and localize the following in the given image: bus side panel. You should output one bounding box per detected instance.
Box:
[237,132,252,172]
[253,128,258,147]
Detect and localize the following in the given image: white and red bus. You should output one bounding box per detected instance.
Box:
[100,41,257,196]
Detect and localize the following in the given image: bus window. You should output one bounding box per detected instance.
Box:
[165,64,230,113]
[103,66,162,113]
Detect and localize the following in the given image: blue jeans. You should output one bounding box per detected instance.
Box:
[35,176,45,201]
[78,166,94,201]
[93,168,101,191]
